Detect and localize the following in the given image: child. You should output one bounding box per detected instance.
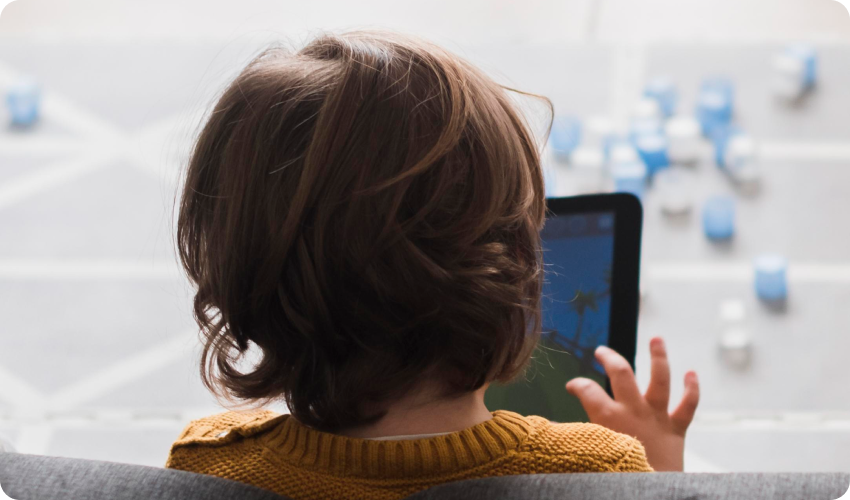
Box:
[167,31,700,500]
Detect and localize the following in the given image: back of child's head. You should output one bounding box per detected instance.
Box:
[177,31,547,432]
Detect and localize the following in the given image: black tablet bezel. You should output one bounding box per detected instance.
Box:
[544,193,643,389]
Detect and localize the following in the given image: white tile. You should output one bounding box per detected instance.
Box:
[87,356,221,411]
[0,427,18,452]
[0,165,177,259]
[687,428,850,472]
[47,426,184,467]
[636,281,850,412]
[0,279,195,394]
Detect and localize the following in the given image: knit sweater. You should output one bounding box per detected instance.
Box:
[166,409,653,500]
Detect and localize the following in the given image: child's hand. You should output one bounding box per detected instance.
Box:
[565,337,699,472]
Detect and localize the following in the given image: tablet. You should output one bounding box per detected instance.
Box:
[484,193,642,422]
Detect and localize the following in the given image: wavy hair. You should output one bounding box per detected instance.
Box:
[176,31,549,431]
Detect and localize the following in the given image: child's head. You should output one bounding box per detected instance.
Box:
[177,31,547,431]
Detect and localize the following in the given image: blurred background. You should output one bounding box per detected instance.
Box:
[1,0,850,472]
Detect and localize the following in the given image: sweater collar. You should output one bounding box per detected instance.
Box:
[261,410,531,478]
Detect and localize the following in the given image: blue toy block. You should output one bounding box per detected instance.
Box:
[6,80,41,127]
[710,123,742,168]
[603,134,628,161]
[754,254,788,301]
[543,163,558,198]
[644,76,678,117]
[696,90,732,137]
[634,133,669,176]
[702,195,735,240]
[701,77,735,104]
[787,45,817,88]
[612,161,648,202]
[550,116,581,163]
[629,117,663,142]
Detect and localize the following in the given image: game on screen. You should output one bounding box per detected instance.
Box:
[485,211,616,423]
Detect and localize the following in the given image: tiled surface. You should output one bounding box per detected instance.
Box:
[636,281,850,412]
[0,154,66,183]
[465,43,614,121]
[687,428,850,472]
[87,357,219,410]
[0,165,177,259]
[639,160,850,262]
[0,428,17,449]
[645,44,850,142]
[0,119,79,142]
[46,426,185,468]
[0,279,195,393]
[0,41,255,133]
[0,34,849,473]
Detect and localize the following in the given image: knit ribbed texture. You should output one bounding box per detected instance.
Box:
[166,409,652,500]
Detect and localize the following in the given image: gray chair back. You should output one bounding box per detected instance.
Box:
[0,453,288,500]
[407,471,850,500]
[3,453,849,500]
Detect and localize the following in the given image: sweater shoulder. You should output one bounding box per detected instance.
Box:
[166,409,285,469]
[165,410,288,476]
[523,416,653,472]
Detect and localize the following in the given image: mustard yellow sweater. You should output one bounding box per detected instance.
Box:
[166,409,652,500]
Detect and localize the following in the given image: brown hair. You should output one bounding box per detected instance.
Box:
[177,31,548,432]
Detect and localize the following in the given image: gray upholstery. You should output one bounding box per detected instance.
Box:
[1,453,849,500]
[0,453,288,500]
[408,472,850,500]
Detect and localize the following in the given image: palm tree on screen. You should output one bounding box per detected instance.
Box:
[569,289,599,345]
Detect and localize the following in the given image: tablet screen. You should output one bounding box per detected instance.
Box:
[484,211,616,422]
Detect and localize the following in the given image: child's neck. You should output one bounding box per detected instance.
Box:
[339,384,492,439]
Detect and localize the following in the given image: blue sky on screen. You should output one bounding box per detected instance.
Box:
[541,234,613,355]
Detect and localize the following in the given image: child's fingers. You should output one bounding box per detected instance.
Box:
[566,377,615,423]
[670,371,700,435]
[644,337,671,412]
[595,346,642,407]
